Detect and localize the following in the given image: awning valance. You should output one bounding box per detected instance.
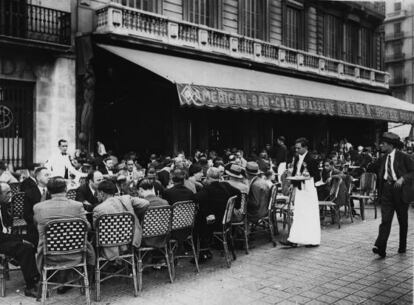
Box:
[98,44,414,124]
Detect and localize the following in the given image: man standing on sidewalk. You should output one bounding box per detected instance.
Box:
[372,132,414,258]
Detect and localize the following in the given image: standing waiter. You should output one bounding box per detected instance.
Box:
[372,132,414,258]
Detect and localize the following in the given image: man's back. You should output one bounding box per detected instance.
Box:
[93,195,149,259]
[247,177,271,222]
[34,195,93,270]
[164,184,194,205]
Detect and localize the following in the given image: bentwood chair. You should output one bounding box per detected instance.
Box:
[212,196,237,268]
[169,201,199,279]
[95,213,137,301]
[136,206,173,292]
[66,189,78,200]
[39,218,90,305]
[319,176,345,229]
[231,193,249,254]
[351,172,377,220]
[248,189,277,248]
[10,192,26,234]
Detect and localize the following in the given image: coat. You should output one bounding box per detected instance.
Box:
[247,176,271,223]
[163,184,195,205]
[293,152,321,182]
[194,181,241,224]
[33,195,95,272]
[23,186,51,238]
[20,177,37,193]
[93,195,149,260]
[376,150,414,204]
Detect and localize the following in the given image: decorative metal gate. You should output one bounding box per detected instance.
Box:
[0,80,33,168]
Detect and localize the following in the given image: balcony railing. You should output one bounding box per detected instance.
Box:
[385,31,405,41]
[0,2,71,45]
[385,53,406,63]
[95,3,389,89]
[386,9,406,20]
[390,77,406,86]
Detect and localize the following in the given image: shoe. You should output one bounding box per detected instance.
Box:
[57,286,73,295]
[398,247,406,254]
[372,246,386,258]
[279,241,297,247]
[305,244,319,248]
[24,286,38,298]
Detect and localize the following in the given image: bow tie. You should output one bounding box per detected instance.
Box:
[61,153,67,156]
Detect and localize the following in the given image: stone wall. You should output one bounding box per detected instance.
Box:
[0,51,76,164]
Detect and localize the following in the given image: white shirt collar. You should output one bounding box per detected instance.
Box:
[89,184,96,195]
[38,185,46,194]
[388,149,396,158]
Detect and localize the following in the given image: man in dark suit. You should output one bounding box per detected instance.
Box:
[194,167,241,261]
[76,170,103,224]
[372,132,414,258]
[20,163,40,192]
[292,137,321,181]
[274,136,288,167]
[163,169,194,205]
[0,183,39,297]
[23,167,51,242]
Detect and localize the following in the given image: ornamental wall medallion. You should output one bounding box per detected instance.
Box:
[0,105,13,129]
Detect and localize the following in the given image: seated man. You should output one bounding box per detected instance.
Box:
[93,180,149,260]
[146,167,165,198]
[76,170,103,224]
[0,183,39,297]
[137,179,169,249]
[34,177,95,294]
[245,162,271,223]
[163,168,194,205]
[194,168,241,261]
[317,160,342,200]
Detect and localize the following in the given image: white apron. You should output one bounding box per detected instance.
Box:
[288,178,321,245]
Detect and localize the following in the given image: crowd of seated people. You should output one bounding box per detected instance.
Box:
[0,136,412,298]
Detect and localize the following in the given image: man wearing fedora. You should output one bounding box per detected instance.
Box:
[245,162,271,223]
[372,132,414,258]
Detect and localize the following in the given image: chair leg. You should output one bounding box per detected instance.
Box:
[228,231,236,261]
[360,199,366,220]
[95,260,100,301]
[337,207,341,229]
[83,264,91,305]
[41,270,47,305]
[4,258,9,281]
[243,220,249,254]
[169,241,176,280]
[0,271,4,297]
[268,213,277,247]
[137,252,143,292]
[189,236,199,273]
[131,254,138,297]
[222,233,231,268]
[164,246,174,284]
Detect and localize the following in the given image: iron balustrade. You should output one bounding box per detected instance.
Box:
[95,3,389,89]
[0,1,71,45]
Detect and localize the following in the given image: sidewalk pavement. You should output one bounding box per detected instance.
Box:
[1,207,413,305]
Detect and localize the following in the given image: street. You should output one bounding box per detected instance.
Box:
[2,207,413,305]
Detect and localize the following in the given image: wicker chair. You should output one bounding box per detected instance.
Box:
[95,213,137,301]
[136,206,173,292]
[212,196,237,268]
[9,182,21,195]
[169,201,199,279]
[231,193,249,254]
[351,172,377,220]
[66,189,77,200]
[39,218,90,305]
[10,192,26,234]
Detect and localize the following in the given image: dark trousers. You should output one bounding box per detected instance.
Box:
[0,237,39,288]
[375,182,409,251]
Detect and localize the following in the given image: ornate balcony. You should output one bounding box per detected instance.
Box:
[0,2,71,45]
[95,3,389,89]
[386,9,406,21]
[385,31,405,42]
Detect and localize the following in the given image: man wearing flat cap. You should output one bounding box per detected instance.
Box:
[372,132,414,258]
